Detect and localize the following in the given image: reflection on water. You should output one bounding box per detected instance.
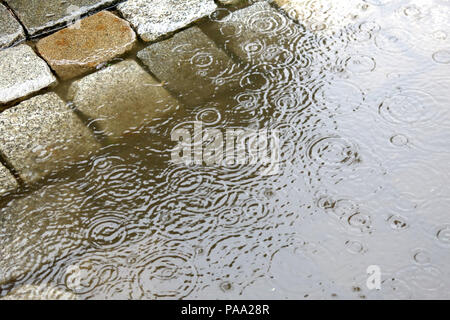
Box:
[1,0,450,299]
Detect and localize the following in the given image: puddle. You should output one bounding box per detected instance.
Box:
[1,0,450,299]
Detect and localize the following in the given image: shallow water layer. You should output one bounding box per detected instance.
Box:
[1,0,450,299]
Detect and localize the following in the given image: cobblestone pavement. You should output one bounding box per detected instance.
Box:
[0,0,349,194]
[0,0,256,194]
[2,0,450,301]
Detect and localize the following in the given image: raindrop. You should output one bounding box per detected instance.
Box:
[220,281,233,292]
[413,249,431,265]
[432,50,450,64]
[390,134,408,146]
[135,252,198,299]
[388,215,409,231]
[379,90,439,126]
[375,28,412,53]
[436,225,450,246]
[345,240,365,254]
[346,55,376,73]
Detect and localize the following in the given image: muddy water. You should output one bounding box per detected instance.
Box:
[1,0,450,299]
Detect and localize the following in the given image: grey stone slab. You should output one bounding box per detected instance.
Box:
[68,59,180,138]
[274,0,372,35]
[0,92,100,184]
[0,3,25,49]
[0,285,78,300]
[0,44,57,105]
[5,0,122,36]
[0,179,88,287]
[0,163,18,196]
[219,0,269,5]
[137,26,242,106]
[117,0,217,42]
[205,2,305,66]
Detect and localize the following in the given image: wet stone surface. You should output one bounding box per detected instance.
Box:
[0,3,25,49]
[36,11,136,80]
[0,285,78,300]
[0,92,99,184]
[204,2,307,67]
[273,0,371,33]
[0,179,89,287]
[0,44,57,105]
[2,0,450,300]
[138,26,242,106]
[0,163,18,197]
[4,0,122,37]
[68,59,179,138]
[117,0,217,42]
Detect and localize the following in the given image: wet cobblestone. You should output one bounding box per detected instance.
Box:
[36,11,136,80]
[0,44,57,104]
[0,3,25,49]
[0,92,99,184]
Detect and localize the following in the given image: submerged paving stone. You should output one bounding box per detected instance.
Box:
[0,163,18,196]
[0,285,78,300]
[0,179,89,287]
[204,2,305,66]
[68,60,179,138]
[137,26,242,106]
[36,11,136,80]
[0,44,57,105]
[0,3,25,49]
[5,0,122,36]
[0,92,99,184]
[273,0,372,33]
[117,0,217,42]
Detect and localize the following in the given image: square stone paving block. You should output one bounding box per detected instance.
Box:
[36,11,136,80]
[0,179,89,287]
[117,0,217,42]
[0,92,100,184]
[68,59,180,138]
[0,3,25,49]
[0,44,57,105]
[204,2,306,66]
[137,26,242,106]
[5,0,122,36]
[0,163,18,196]
[274,0,372,34]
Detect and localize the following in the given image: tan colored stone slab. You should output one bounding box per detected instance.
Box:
[0,44,57,105]
[36,11,137,80]
[0,163,18,196]
[137,26,242,106]
[0,92,100,184]
[68,59,180,138]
